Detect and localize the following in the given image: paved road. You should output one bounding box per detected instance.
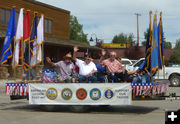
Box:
[0,80,180,124]
[0,87,180,124]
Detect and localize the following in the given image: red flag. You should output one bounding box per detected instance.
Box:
[23,10,30,70]
[23,10,30,42]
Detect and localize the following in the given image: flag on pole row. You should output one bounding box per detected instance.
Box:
[23,10,31,71]
[36,15,44,64]
[0,7,15,65]
[144,11,165,76]
[157,13,164,70]
[144,11,152,73]
[12,8,24,69]
[151,12,159,72]
[29,12,38,68]
[31,14,44,67]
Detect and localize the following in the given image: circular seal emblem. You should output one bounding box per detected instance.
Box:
[76,88,87,100]
[90,88,101,101]
[104,89,114,99]
[61,88,73,100]
[46,88,58,100]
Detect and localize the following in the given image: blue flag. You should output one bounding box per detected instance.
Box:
[157,14,164,69]
[0,8,15,65]
[144,29,152,73]
[151,13,159,71]
[24,13,37,70]
[144,12,152,73]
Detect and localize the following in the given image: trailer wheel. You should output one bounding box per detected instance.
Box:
[70,105,89,113]
[170,75,180,87]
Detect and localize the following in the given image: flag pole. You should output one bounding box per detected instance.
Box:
[41,14,44,69]
[157,11,160,79]
[13,34,16,83]
[28,9,31,81]
[21,8,24,82]
[42,42,44,66]
[21,36,24,81]
[28,37,30,80]
[12,6,16,83]
[149,11,153,82]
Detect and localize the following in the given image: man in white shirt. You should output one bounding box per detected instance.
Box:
[73,46,97,83]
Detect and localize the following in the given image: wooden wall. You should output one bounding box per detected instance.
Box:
[0,0,70,40]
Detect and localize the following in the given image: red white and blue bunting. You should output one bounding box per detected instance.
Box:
[5,82,169,97]
[5,83,28,96]
[131,82,169,96]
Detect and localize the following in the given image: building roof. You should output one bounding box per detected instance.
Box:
[45,37,101,50]
[26,0,70,14]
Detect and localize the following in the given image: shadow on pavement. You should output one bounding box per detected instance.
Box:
[1,104,159,114]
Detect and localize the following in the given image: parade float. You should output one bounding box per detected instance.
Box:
[1,7,169,112]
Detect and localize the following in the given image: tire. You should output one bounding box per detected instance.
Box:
[170,75,180,87]
[70,105,89,113]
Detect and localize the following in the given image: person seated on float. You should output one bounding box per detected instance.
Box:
[96,60,107,83]
[46,53,75,83]
[73,46,97,83]
[128,60,151,83]
[117,57,130,82]
[100,49,124,82]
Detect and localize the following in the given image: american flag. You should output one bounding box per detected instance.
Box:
[131,82,169,96]
[6,83,28,96]
[131,82,154,96]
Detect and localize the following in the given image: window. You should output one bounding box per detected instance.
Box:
[15,11,19,27]
[48,20,52,33]
[134,60,144,67]
[0,8,17,26]
[122,60,131,65]
[45,19,48,33]
[45,18,53,34]
[6,9,11,25]
[1,8,6,25]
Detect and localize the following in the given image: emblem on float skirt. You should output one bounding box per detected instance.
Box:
[76,88,87,100]
[61,88,73,100]
[104,89,114,99]
[46,88,58,100]
[90,88,101,101]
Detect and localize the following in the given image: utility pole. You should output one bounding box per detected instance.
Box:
[135,13,141,47]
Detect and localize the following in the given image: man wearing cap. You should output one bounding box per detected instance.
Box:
[100,49,124,82]
[46,53,75,83]
[73,46,97,83]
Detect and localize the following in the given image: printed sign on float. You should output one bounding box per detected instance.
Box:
[29,83,131,105]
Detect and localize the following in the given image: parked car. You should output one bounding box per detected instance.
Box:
[125,58,180,87]
[130,59,137,64]
[121,58,133,67]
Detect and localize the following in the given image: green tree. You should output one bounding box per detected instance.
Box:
[142,28,171,48]
[170,39,180,64]
[112,33,135,44]
[164,41,172,49]
[141,41,146,46]
[70,15,89,44]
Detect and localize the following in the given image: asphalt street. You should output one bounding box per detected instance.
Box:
[0,81,180,124]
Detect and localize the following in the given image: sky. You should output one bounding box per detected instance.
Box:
[37,0,180,47]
